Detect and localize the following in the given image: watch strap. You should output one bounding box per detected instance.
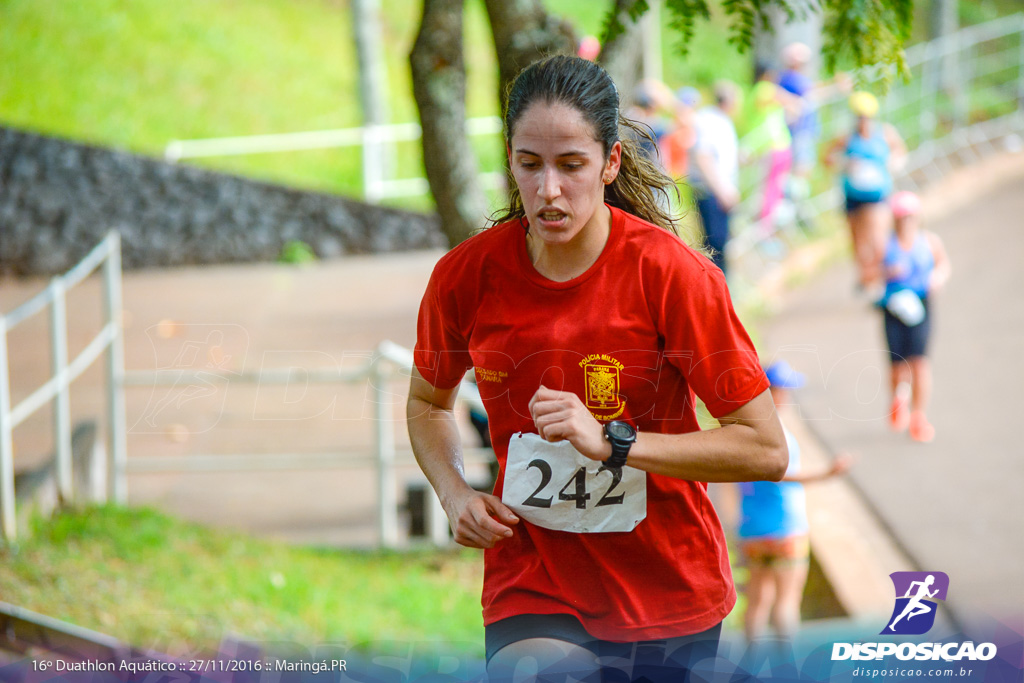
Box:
[605,447,629,469]
[603,421,636,469]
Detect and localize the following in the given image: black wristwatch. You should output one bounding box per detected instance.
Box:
[603,420,637,469]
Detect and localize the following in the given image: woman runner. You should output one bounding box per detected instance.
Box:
[826,92,907,292]
[407,55,788,682]
[880,191,951,443]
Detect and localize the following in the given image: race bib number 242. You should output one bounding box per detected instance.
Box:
[501,432,647,533]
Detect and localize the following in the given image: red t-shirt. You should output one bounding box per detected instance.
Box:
[414,205,768,642]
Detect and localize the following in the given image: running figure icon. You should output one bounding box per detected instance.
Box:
[887,574,939,632]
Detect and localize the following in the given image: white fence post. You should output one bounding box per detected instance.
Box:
[49,280,73,504]
[102,232,128,504]
[372,356,398,548]
[362,124,384,204]
[0,320,15,543]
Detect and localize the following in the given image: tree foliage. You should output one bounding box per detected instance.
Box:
[821,0,913,76]
[601,0,655,44]
[602,0,914,79]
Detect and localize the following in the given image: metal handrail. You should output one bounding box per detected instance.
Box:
[165,116,503,162]
[3,236,114,332]
[0,232,127,543]
[121,338,486,548]
[8,324,116,429]
[164,116,507,203]
[904,13,1024,67]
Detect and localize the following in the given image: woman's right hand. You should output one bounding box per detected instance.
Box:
[445,488,519,549]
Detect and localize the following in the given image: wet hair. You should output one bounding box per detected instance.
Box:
[491,55,679,234]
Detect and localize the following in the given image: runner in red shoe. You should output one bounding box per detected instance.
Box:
[879,191,951,442]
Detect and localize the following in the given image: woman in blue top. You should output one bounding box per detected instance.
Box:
[826,92,906,291]
[737,361,851,642]
[881,192,951,443]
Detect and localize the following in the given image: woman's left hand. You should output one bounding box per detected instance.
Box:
[528,385,612,462]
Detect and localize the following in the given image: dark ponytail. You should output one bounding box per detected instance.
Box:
[492,55,680,235]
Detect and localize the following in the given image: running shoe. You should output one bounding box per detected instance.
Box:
[909,411,935,443]
[889,395,910,432]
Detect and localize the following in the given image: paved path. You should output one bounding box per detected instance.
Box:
[761,153,1024,627]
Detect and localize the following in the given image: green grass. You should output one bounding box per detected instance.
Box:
[0,0,505,202]
[0,505,486,657]
[0,0,359,195]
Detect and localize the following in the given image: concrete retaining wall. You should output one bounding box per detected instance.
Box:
[0,126,445,276]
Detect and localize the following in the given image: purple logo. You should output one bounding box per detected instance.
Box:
[882,571,949,635]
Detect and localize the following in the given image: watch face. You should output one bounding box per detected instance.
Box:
[607,422,634,439]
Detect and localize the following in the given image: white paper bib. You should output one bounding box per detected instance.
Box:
[848,159,886,192]
[501,432,647,533]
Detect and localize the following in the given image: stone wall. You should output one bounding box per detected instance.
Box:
[0,126,446,276]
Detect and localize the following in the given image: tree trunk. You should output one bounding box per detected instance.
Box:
[597,0,645,103]
[410,0,487,247]
[640,0,663,84]
[484,0,577,115]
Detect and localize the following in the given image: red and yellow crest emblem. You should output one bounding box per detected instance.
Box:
[580,354,626,421]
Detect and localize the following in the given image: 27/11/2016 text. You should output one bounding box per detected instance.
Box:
[33,658,348,674]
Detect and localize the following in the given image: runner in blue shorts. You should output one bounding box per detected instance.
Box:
[879,191,951,442]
